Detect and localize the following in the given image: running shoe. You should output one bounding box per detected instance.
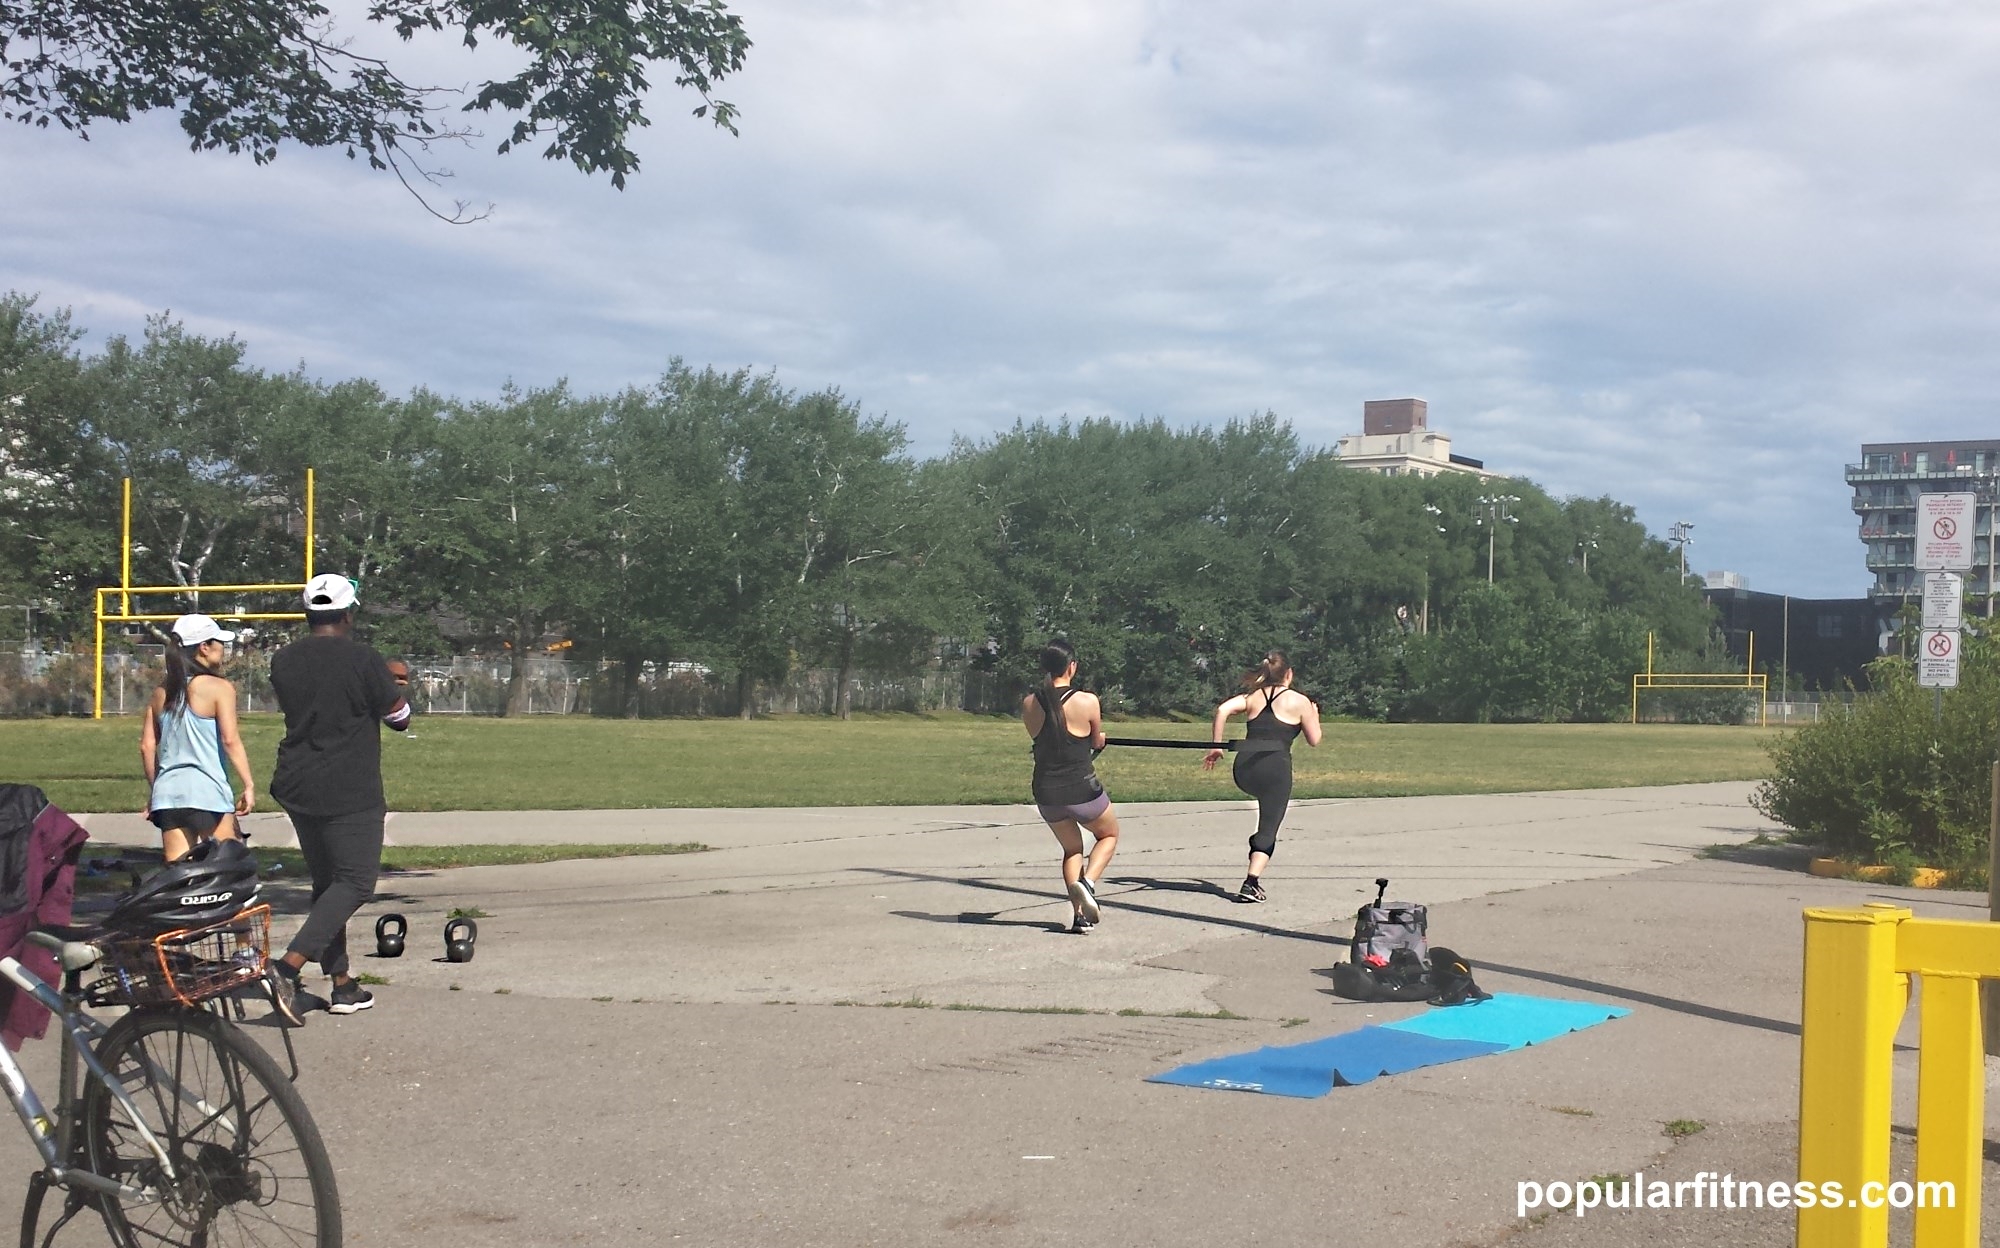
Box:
[328,980,375,1015]
[1069,876,1102,925]
[1234,878,1268,904]
[1070,916,1096,935]
[265,962,308,1027]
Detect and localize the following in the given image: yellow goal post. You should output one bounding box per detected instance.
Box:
[93,470,316,718]
[1629,630,1768,727]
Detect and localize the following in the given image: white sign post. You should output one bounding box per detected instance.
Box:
[1919,627,1961,689]
[1918,494,1978,570]
[1923,572,1964,630]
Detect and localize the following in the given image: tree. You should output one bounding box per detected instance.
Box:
[571,366,732,714]
[81,316,297,604]
[251,378,447,651]
[2,0,751,217]
[712,380,907,718]
[0,294,108,640]
[417,384,601,714]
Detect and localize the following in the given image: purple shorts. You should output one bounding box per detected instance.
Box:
[1037,790,1111,826]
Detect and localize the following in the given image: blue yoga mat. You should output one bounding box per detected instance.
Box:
[1146,1026,1508,1098]
[1380,992,1628,1049]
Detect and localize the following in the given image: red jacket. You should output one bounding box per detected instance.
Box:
[0,786,88,1050]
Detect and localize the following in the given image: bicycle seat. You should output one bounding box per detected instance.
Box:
[26,927,105,972]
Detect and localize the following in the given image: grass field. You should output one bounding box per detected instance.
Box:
[0,713,1778,812]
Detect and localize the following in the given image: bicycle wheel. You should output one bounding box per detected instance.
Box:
[83,1007,341,1247]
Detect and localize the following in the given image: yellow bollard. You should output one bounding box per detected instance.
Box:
[1988,761,2000,1058]
[1798,906,1910,1248]
[1914,971,1984,1248]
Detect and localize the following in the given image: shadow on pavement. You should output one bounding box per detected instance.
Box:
[863,867,1346,946]
[870,865,1814,1042]
[1103,875,1237,901]
[891,910,1071,933]
[1310,960,1806,1039]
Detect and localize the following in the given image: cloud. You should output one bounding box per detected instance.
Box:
[7,0,2000,596]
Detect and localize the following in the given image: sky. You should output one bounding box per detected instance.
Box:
[6,0,2000,598]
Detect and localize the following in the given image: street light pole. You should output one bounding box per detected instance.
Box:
[1422,504,1445,633]
[1472,495,1521,585]
[1782,595,1790,706]
[1669,520,1695,582]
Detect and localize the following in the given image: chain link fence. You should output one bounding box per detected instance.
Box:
[0,646,1013,718]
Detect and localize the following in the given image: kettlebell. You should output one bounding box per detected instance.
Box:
[444,917,478,964]
[374,914,407,959]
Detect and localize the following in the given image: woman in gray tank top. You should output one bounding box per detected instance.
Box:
[1022,638,1121,934]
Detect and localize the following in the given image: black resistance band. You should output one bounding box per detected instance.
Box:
[1099,737,1236,751]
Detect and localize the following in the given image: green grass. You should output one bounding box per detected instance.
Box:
[1,714,1779,812]
[1664,1118,1707,1138]
[254,845,706,876]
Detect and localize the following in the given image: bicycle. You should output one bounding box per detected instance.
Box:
[0,902,340,1247]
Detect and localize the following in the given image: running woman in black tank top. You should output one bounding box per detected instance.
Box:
[1202,649,1321,903]
[1022,638,1121,933]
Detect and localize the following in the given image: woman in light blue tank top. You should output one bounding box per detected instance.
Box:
[140,614,257,862]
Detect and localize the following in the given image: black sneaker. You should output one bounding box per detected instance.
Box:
[327,980,374,1015]
[1234,878,1267,904]
[265,962,307,1027]
[1069,876,1102,925]
[1070,916,1096,935]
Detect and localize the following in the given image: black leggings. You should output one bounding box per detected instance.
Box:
[284,806,384,979]
[1231,749,1292,858]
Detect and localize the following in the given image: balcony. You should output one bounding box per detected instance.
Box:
[1847,463,1998,483]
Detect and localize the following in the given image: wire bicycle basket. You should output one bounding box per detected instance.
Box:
[85,905,272,1009]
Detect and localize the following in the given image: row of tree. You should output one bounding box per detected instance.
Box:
[0,292,1722,719]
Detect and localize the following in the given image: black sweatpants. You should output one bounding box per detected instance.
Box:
[284,806,384,979]
[1231,748,1293,857]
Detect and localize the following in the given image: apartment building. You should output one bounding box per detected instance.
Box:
[1846,440,2000,605]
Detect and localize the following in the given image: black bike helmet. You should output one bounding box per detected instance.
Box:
[106,839,261,934]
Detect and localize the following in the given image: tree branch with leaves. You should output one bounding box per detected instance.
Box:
[2,0,750,219]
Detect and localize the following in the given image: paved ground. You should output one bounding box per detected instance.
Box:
[19,782,1999,1246]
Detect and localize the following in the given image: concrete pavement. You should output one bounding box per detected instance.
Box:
[18,782,1997,1246]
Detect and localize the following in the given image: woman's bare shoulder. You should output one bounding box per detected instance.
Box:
[193,673,236,708]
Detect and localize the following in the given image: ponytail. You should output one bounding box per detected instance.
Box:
[1240,649,1292,692]
[162,643,191,712]
[159,637,215,713]
[1040,637,1078,679]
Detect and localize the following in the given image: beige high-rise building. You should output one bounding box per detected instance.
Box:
[1331,399,1499,479]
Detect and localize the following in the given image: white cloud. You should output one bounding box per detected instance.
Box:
[7,0,2000,596]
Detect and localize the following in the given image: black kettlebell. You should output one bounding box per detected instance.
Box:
[374,914,407,959]
[444,917,478,964]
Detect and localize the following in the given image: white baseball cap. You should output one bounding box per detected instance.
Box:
[303,573,358,611]
[171,613,237,646]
